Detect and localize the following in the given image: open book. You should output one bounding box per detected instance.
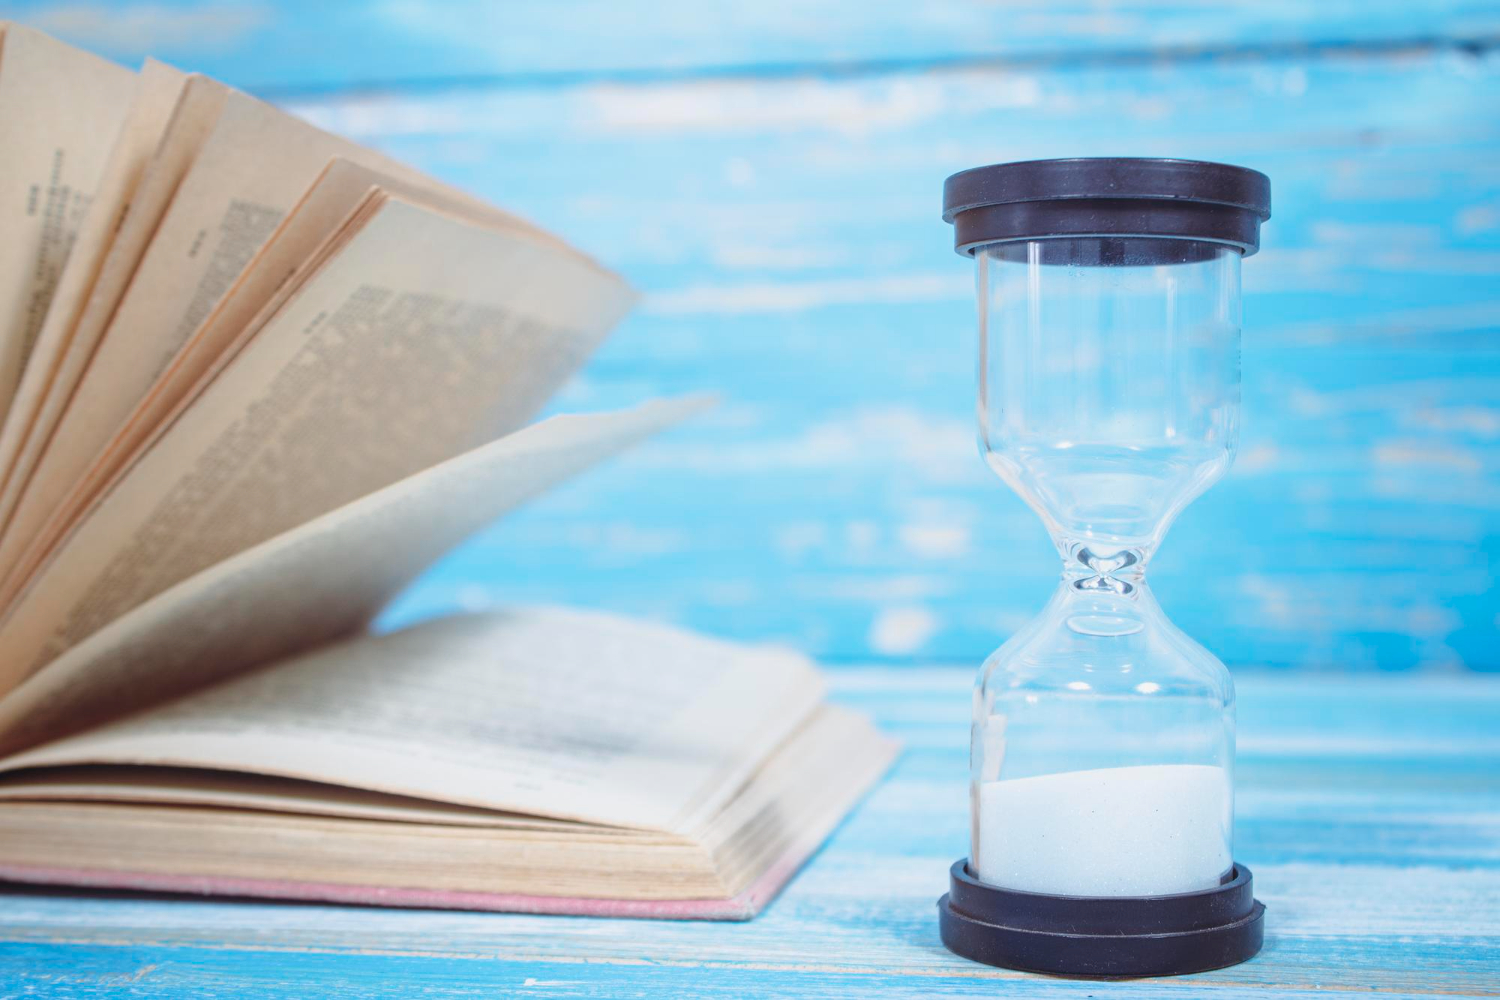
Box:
[0,24,895,919]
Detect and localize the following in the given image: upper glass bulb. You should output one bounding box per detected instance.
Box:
[979,237,1241,568]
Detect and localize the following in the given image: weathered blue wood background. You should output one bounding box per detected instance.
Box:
[4,0,1498,672]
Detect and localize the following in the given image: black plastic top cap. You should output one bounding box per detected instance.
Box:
[942,157,1271,258]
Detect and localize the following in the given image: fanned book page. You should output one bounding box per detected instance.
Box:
[0,66,217,542]
[6,157,570,600]
[0,25,895,919]
[0,195,636,679]
[0,23,134,417]
[0,82,568,583]
[0,400,710,754]
[0,59,189,516]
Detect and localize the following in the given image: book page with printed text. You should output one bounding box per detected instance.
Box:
[0,399,707,756]
[0,86,535,570]
[0,62,189,506]
[0,195,635,682]
[0,70,223,534]
[7,159,563,593]
[0,608,826,833]
[0,23,134,419]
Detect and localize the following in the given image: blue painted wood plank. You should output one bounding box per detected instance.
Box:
[2,671,1497,996]
[295,48,1498,669]
[2,1,1497,95]
[0,940,1489,998]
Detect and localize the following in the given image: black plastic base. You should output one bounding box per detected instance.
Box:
[938,859,1265,979]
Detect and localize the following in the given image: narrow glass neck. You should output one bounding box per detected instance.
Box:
[1057,536,1149,597]
[1044,559,1165,640]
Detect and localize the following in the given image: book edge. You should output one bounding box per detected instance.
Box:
[0,724,899,922]
[0,861,760,920]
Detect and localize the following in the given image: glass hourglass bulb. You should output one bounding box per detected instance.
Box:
[971,235,1242,898]
[938,158,1270,979]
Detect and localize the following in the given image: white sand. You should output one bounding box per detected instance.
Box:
[975,763,1230,896]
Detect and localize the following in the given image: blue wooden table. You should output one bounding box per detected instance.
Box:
[3,669,1498,996]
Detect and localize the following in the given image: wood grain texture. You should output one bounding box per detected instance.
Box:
[4,1,1496,94]
[1,669,1497,997]
[325,47,1494,671]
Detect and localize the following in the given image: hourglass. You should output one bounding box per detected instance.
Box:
[937,159,1270,978]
